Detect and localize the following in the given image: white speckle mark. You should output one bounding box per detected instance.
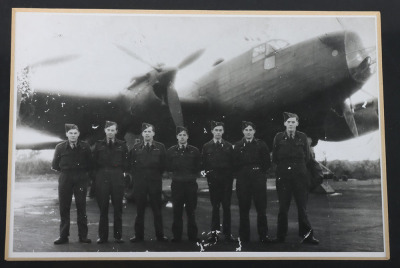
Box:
[236,238,242,251]
[362,101,367,108]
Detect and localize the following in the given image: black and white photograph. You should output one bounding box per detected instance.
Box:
[6,9,387,260]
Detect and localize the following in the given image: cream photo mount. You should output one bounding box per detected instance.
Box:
[6,9,388,260]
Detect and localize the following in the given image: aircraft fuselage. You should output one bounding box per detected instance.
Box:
[18,31,377,149]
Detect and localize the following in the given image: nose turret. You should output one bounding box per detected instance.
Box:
[344,31,376,83]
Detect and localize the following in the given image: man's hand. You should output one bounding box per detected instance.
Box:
[124,173,133,189]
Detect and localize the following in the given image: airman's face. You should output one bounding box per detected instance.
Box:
[284,117,299,132]
[142,127,155,142]
[243,126,255,140]
[211,126,224,140]
[66,129,80,143]
[105,125,118,139]
[176,131,188,145]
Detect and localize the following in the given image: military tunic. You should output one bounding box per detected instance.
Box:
[93,138,129,241]
[167,144,201,241]
[272,130,313,239]
[52,140,92,240]
[233,138,271,241]
[201,139,234,236]
[130,141,166,239]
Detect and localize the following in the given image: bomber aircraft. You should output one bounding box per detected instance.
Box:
[16,30,378,150]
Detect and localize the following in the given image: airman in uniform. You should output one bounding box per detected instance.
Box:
[52,124,92,244]
[167,126,201,242]
[129,123,168,242]
[233,121,272,243]
[93,121,129,244]
[272,112,319,244]
[201,121,236,243]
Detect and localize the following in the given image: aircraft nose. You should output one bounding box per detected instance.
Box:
[344,31,376,82]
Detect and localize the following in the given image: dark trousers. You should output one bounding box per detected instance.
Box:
[95,169,124,240]
[207,170,233,235]
[236,168,268,241]
[171,180,198,240]
[133,177,164,238]
[276,170,312,239]
[58,171,89,239]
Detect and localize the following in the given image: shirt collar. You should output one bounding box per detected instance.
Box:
[243,137,254,143]
[144,141,153,146]
[178,143,187,149]
[285,131,296,138]
[67,140,79,149]
[213,138,222,144]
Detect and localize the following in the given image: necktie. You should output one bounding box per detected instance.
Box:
[108,139,113,149]
[146,143,150,152]
[216,141,221,149]
[71,144,75,149]
[180,145,185,152]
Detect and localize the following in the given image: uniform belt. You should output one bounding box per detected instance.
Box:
[60,168,87,172]
[99,166,123,170]
[208,167,231,171]
[279,160,306,165]
[135,167,160,170]
[242,164,262,170]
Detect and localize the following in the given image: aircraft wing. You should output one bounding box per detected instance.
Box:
[17,89,123,147]
[16,140,62,150]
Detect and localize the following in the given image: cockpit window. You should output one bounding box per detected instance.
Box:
[252,42,282,63]
[252,44,266,63]
[267,39,290,51]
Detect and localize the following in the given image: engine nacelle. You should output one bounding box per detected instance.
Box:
[323,98,379,141]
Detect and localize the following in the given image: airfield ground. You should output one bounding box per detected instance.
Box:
[9,176,384,255]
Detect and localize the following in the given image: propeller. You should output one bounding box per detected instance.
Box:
[115,44,205,126]
[342,98,359,137]
[177,49,205,70]
[27,54,81,71]
[115,43,205,71]
[166,84,183,126]
[114,44,161,71]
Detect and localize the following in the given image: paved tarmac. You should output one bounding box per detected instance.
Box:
[10,176,384,254]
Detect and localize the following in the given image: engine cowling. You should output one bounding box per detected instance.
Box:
[323,98,379,141]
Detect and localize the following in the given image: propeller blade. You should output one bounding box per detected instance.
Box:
[342,100,359,137]
[166,85,183,126]
[28,54,80,70]
[114,44,159,71]
[177,49,205,70]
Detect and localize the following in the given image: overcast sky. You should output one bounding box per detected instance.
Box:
[13,11,383,161]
